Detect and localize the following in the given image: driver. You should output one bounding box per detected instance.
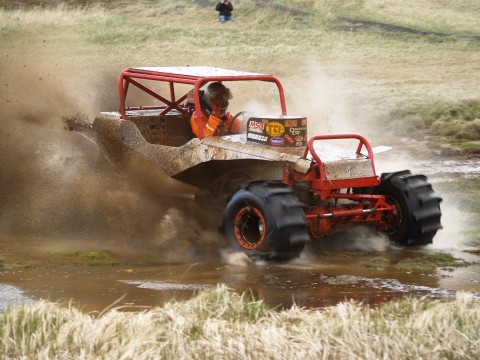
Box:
[190,82,242,137]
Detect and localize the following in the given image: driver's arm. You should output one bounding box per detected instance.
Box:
[190,112,222,137]
[224,112,242,134]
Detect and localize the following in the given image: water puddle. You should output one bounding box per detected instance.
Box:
[0,284,35,310]
[376,142,480,182]
[1,250,479,312]
[415,159,480,181]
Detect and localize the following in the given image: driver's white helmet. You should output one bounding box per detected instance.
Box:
[203,82,233,115]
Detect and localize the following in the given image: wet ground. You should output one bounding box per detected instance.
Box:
[1,246,479,312]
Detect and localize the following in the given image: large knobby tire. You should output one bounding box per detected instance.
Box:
[223,182,310,261]
[374,170,442,246]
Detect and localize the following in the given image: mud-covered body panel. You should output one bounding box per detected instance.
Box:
[92,112,374,188]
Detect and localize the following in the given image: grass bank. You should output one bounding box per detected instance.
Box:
[377,100,480,155]
[1,286,479,359]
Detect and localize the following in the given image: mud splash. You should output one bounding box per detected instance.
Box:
[0,40,224,264]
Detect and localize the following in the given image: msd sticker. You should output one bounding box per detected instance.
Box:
[265,122,285,137]
[248,127,264,134]
[249,121,265,131]
[270,137,285,146]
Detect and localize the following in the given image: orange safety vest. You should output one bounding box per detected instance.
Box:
[190,111,241,137]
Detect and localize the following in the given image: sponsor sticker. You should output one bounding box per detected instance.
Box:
[265,122,285,137]
[284,119,298,127]
[248,127,264,134]
[246,117,307,147]
[248,121,265,130]
[284,134,294,144]
[247,132,268,142]
[270,137,285,146]
[289,127,307,136]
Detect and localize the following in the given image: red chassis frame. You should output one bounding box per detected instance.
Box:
[284,135,396,237]
[118,67,287,139]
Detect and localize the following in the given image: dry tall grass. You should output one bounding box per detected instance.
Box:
[1,286,479,359]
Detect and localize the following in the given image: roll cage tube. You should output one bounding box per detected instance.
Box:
[302,134,380,188]
[117,68,288,139]
[191,77,287,138]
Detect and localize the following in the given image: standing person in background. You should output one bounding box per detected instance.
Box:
[216,0,233,23]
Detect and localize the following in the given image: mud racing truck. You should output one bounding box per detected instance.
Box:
[82,66,442,261]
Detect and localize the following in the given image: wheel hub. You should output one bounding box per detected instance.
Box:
[234,206,266,250]
[384,196,403,236]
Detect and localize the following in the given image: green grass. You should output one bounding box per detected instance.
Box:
[47,249,119,266]
[50,249,115,259]
[331,0,480,36]
[395,253,466,270]
[377,100,480,153]
[385,100,480,137]
[325,274,359,284]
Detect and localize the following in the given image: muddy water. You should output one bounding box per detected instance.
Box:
[1,248,479,312]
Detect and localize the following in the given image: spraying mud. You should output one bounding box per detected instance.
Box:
[0,44,224,262]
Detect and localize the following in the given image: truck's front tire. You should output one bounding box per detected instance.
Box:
[223,182,309,261]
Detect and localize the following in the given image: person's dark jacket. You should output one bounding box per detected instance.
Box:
[216,2,233,17]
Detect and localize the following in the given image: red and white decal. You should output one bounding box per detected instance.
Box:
[284,134,294,144]
[249,121,265,130]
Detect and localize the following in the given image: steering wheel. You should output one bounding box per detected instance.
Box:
[228,111,249,133]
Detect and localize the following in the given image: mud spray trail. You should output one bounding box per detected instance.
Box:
[0,44,225,262]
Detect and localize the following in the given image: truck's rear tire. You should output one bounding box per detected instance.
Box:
[375,170,442,246]
[223,182,309,261]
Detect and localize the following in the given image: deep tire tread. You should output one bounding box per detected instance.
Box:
[224,181,309,261]
[376,170,442,246]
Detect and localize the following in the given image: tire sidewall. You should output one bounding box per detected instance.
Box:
[224,189,277,256]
